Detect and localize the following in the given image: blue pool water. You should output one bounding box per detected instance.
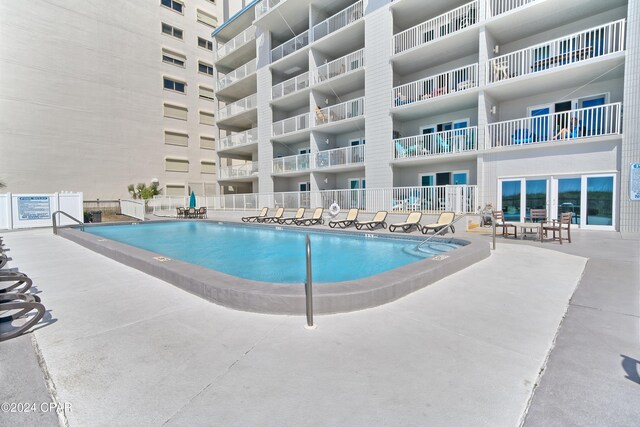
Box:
[85,222,461,283]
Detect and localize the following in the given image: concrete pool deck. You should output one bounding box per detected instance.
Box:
[1,217,639,426]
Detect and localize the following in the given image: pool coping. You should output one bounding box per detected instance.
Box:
[59,221,490,315]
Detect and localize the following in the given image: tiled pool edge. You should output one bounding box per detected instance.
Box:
[59,224,490,315]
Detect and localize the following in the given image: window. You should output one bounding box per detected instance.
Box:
[165,185,186,196]
[165,158,189,172]
[199,86,214,101]
[201,161,216,174]
[161,22,183,40]
[198,61,213,76]
[161,0,183,13]
[199,111,215,126]
[164,77,186,93]
[164,131,189,146]
[162,49,186,67]
[164,104,188,120]
[197,10,218,28]
[198,37,213,51]
[200,136,216,149]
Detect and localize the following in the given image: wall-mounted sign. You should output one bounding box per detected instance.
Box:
[631,163,640,201]
[17,196,51,220]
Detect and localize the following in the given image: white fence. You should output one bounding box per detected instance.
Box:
[271,30,309,62]
[219,127,258,150]
[0,192,83,230]
[217,26,256,60]
[272,72,310,100]
[486,0,538,18]
[393,1,479,55]
[314,49,364,83]
[487,20,626,84]
[272,112,310,136]
[120,199,146,221]
[393,63,478,107]
[315,97,364,126]
[273,153,311,173]
[394,127,478,159]
[313,1,364,41]
[487,103,622,148]
[272,146,365,174]
[217,59,256,91]
[218,94,257,121]
[219,162,259,180]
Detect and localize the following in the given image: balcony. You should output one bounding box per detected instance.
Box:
[393,1,479,55]
[218,94,257,122]
[393,127,478,161]
[486,0,538,18]
[272,72,310,100]
[315,145,365,170]
[217,26,256,61]
[313,49,364,84]
[219,162,259,180]
[487,20,626,84]
[219,128,258,151]
[272,113,310,137]
[312,1,363,42]
[487,103,622,149]
[272,153,311,174]
[271,30,309,63]
[314,97,364,127]
[255,0,282,19]
[217,59,256,92]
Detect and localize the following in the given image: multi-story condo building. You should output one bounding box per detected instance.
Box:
[0,0,243,200]
[212,0,640,233]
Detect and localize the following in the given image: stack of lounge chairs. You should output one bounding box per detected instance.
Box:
[1,236,46,342]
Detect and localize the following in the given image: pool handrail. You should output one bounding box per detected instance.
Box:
[52,210,85,235]
[305,234,315,329]
[416,213,467,250]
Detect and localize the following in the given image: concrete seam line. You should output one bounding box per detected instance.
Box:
[31,334,70,427]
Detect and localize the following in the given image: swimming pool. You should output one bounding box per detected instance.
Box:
[84,222,460,283]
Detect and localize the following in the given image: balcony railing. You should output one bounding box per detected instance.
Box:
[393,64,478,107]
[487,103,622,149]
[314,97,365,126]
[271,30,309,62]
[313,0,364,41]
[219,162,259,180]
[314,49,364,84]
[487,0,538,18]
[272,153,311,174]
[219,128,258,150]
[217,59,256,91]
[315,145,365,169]
[217,26,256,60]
[393,1,479,55]
[394,127,478,160]
[272,72,310,100]
[272,113,310,136]
[218,94,257,121]
[487,20,626,84]
[255,0,282,19]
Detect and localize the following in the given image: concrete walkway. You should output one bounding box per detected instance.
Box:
[1,224,589,426]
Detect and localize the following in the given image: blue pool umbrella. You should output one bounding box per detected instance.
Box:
[189,191,196,208]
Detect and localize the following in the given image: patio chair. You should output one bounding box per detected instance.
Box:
[355,211,388,230]
[543,212,572,244]
[511,129,534,144]
[421,212,456,234]
[329,208,359,229]
[0,253,8,270]
[197,207,207,219]
[176,207,186,218]
[259,207,285,223]
[0,272,33,294]
[493,210,517,238]
[186,207,197,219]
[242,207,269,222]
[523,208,547,239]
[389,212,423,233]
[0,292,46,342]
[278,208,305,225]
[315,106,330,125]
[295,208,324,226]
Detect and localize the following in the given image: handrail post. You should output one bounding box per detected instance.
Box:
[304,234,316,329]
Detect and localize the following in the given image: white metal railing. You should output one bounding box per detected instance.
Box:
[272,153,311,174]
[393,64,478,107]
[487,0,537,18]
[487,103,622,149]
[217,26,256,60]
[487,19,626,84]
[313,1,364,41]
[217,59,256,91]
[393,1,478,55]
[314,145,365,169]
[218,94,257,121]
[255,0,282,19]
[120,199,145,221]
[394,127,478,159]
[272,72,310,100]
[270,191,312,209]
[314,49,364,83]
[272,112,310,136]
[219,128,258,150]
[271,30,309,62]
[314,97,364,126]
[219,162,259,179]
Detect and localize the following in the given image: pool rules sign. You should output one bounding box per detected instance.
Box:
[631,163,640,201]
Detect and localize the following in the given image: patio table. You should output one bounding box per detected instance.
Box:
[508,222,543,242]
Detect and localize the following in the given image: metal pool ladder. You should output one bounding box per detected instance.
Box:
[52,210,85,235]
[416,213,468,251]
